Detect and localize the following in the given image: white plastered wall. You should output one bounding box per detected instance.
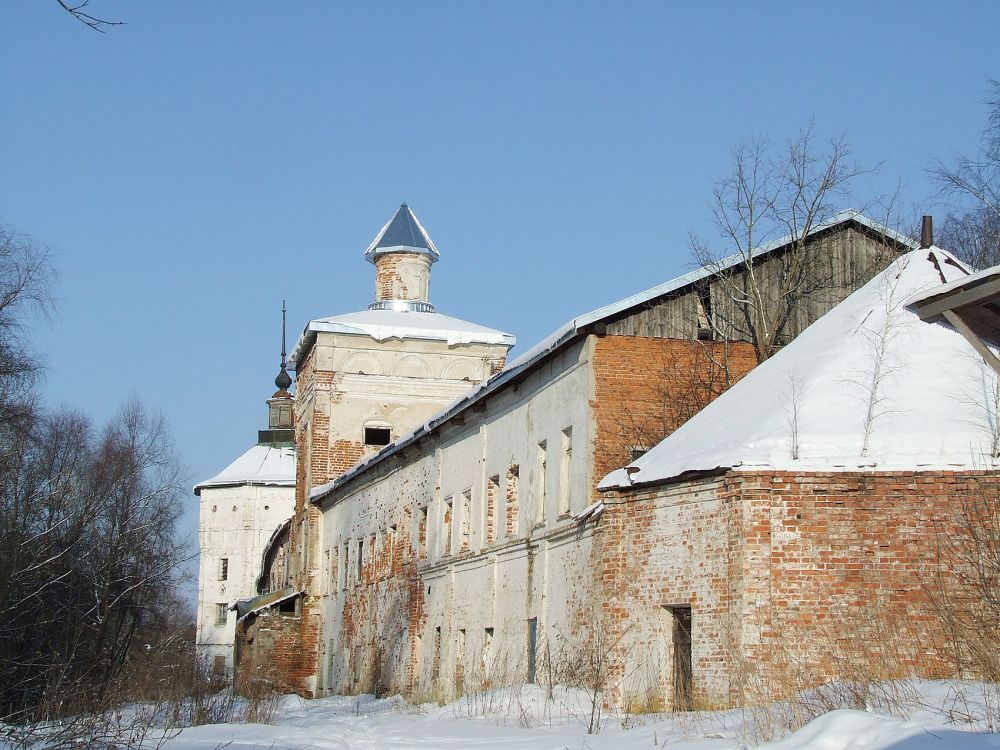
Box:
[316,337,601,698]
[195,482,296,672]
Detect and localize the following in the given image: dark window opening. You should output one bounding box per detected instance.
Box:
[364,427,391,446]
[630,447,649,461]
[696,327,714,341]
[432,626,441,680]
[279,597,298,615]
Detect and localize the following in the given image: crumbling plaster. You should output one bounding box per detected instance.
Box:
[315,338,598,697]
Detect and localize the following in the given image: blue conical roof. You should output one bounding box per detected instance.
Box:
[364,203,440,263]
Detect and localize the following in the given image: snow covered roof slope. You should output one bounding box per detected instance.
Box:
[194,444,296,494]
[364,203,440,263]
[600,248,1000,490]
[290,308,515,367]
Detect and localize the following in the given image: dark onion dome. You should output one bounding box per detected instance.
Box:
[274,364,292,392]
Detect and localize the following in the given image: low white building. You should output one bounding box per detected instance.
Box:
[194,361,297,675]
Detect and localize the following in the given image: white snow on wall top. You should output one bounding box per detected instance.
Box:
[294,309,515,357]
[600,248,1000,490]
[194,444,296,494]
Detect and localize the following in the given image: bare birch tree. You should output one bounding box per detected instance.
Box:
[932,80,1000,269]
[689,126,877,364]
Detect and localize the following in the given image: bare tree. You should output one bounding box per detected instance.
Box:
[0,226,54,433]
[932,80,1000,269]
[690,125,878,363]
[56,0,125,32]
[0,226,189,726]
[0,399,189,723]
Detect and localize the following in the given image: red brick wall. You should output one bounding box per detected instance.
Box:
[335,510,426,696]
[590,336,757,494]
[374,255,405,301]
[596,470,1000,708]
[236,610,304,695]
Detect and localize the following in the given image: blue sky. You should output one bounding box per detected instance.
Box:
[2,1,997,602]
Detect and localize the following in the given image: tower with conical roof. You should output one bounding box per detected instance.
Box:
[193,309,298,676]
[236,204,514,695]
[366,203,439,311]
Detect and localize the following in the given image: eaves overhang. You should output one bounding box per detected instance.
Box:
[909,257,1000,374]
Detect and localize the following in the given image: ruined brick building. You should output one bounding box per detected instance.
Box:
[218,204,951,705]
[598,242,1000,707]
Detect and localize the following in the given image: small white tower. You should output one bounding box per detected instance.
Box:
[194,308,297,676]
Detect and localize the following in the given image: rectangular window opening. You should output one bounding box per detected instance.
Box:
[323,549,331,594]
[559,427,572,516]
[506,465,520,539]
[215,603,228,627]
[432,626,442,681]
[486,475,500,545]
[460,489,472,552]
[482,627,494,679]
[443,497,453,556]
[364,426,391,446]
[417,506,428,558]
[219,557,229,581]
[535,441,547,525]
[456,628,467,691]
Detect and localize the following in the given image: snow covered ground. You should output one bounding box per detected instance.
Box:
[154,681,1000,750]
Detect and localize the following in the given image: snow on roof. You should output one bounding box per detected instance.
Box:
[507,210,915,370]
[290,308,515,366]
[311,211,916,505]
[364,203,440,263]
[600,248,1000,490]
[194,443,296,494]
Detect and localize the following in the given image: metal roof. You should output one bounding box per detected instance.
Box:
[364,203,440,263]
[233,586,300,621]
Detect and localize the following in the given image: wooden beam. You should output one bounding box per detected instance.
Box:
[914,277,1000,320]
[942,309,1000,376]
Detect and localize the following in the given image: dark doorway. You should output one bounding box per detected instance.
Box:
[527,617,538,683]
[669,606,693,710]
